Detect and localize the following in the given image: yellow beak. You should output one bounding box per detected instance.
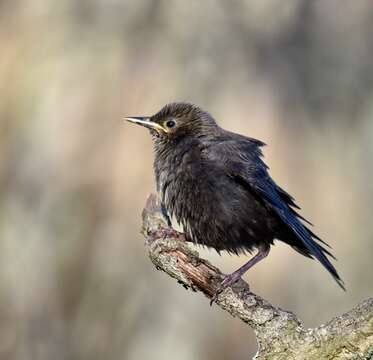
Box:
[124,116,165,133]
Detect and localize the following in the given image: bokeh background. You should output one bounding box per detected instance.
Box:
[1,1,372,359]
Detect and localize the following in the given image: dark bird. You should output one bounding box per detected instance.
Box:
[125,102,345,301]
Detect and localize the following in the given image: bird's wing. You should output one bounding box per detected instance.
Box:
[206,137,345,290]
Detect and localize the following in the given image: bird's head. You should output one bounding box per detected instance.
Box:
[125,102,218,143]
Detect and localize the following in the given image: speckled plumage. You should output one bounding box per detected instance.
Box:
[126,102,345,292]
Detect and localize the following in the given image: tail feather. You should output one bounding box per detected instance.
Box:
[273,186,343,288]
[278,209,345,291]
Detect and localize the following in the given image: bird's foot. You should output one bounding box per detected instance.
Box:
[152,228,185,241]
[210,272,243,306]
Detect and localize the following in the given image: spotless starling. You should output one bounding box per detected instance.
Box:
[125,103,345,300]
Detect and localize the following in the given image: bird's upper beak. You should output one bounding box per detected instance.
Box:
[124,116,165,133]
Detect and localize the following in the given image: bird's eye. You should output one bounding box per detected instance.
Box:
[165,120,176,129]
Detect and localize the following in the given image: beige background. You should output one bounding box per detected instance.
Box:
[0,1,372,359]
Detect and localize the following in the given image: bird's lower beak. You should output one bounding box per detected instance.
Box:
[124,116,165,133]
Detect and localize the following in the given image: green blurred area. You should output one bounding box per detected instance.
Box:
[0,1,372,359]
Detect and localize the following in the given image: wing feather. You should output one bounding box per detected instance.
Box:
[206,136,345,290]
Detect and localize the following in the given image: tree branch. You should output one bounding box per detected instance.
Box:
[141,194,373,359]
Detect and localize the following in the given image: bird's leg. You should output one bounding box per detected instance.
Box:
[211,244,270,305]
[161,202,172,227]
[157,202,186,240]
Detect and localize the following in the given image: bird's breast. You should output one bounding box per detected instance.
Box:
[155,152,273,254]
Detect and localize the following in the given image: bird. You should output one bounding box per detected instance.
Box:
[125,102,345,301]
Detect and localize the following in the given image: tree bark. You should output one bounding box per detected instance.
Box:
[141,194,373,359]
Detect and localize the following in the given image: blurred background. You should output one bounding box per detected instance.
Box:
[0,1,372,359]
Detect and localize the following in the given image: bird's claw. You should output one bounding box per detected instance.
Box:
[210,274,242,306]
[163,228,185,241]
[152,228,185,241]
[210,286,224,305]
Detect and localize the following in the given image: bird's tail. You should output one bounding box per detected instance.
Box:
[279,213,345,291]
[251,176,345,290]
